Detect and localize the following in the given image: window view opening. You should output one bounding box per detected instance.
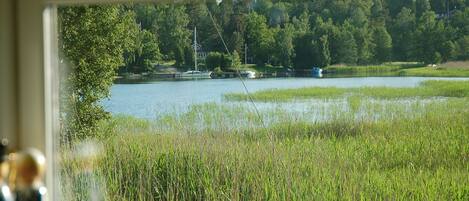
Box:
[55,1,469,200]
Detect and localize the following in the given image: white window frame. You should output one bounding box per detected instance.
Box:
[13,0,178,200]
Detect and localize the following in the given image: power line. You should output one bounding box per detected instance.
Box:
[206,4,267,130]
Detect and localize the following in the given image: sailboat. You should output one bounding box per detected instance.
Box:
[181,27,212,79]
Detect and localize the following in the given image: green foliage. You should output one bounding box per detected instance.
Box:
[441,41,457,61]
[416,11,447,64]
[268,2,290,27]
[183,45,195,68]
[416,0,431,17]
[293,33,315,68]
[351,7,368,27]
[433,52,443,64]
[213,67,223,76]
[295,33,332,68]
[272,24,294,67]
[231,50,242,69]
[292,11,310,35]
[220,53,233,70]
[205,52,222,70]
[125,29,161,73]
[229,31,245,57]
[133,4,158,31]
[156,5,190,66]
[450,8,469,36]
[245,12,274,65]
[205,52,234,70]
[59,6,136,141]
[253,0,273,17]
[318,35,331,67]
[456,35,469,60]
[111,2,468,73]
[371,0,385,23]
[336,22,358,64]
[354,27,375,64]
[392,7,416,61]
[373,26,393,62]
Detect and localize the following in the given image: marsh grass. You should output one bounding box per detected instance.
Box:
[225,87,349,102]
[400,66,469,77]
[323,63,469,77]
[325,65,403,74]
[60,82,469,200]
[225,80,469,102]
[90,99,469,201]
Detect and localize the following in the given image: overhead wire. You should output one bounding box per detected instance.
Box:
[205,4,268,131]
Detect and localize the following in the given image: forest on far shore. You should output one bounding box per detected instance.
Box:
[61,0,469,74]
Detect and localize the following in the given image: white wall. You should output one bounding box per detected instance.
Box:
[16,0,46,151]
[0,0,19,150]
[0,0,45,151]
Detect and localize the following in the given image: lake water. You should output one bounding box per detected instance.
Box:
[103,77,469,119]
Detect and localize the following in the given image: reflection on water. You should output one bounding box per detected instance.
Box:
[103,77,469,119]
[146,97,448,134]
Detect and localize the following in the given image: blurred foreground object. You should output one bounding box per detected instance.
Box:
[13,149,46,201]
[0,139,13,201]
[69,141,104,201]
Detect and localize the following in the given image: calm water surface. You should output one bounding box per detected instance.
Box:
[103,77,468,119]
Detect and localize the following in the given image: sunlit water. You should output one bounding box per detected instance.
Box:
[102,77,469,119]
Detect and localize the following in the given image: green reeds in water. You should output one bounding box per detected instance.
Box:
[225,80,469,102]
[60,85,469,200]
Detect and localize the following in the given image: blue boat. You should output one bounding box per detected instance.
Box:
[312,67,323,78]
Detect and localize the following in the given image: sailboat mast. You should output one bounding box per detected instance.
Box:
[194,26,198,72]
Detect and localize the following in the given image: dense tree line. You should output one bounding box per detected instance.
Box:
[117,0,469,72]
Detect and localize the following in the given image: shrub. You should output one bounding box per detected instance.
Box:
[205,52,222,70]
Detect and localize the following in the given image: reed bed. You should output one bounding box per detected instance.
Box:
[400,66,469,77]
[225,80,469,102]
[60,83,469,200]
[324,65,403,74]
[323,63,469,77]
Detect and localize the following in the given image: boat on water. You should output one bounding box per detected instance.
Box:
[181,70,212,78]
[312,67,323,78]
[181,26,212,79]
[240,70,256,79]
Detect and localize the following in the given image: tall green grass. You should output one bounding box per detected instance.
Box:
[59,83,469,200]
[225,80,469,102]
[325,65,403,74]
[400,66,469,77]
[323,63,469,77]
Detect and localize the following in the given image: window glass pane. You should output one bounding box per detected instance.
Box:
[54,1,469,200]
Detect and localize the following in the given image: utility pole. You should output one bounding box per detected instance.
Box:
[244,43,248,65]
[447,0,450,21]
[194,26,198,71]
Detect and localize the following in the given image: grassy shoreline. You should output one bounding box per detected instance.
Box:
[68,97,469,200]
[225,80,469,102]
[61,81,469,200]
[324,61,469,77]
[324,64,403,74]
[399,66,469,77]
[233,62,469,77]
